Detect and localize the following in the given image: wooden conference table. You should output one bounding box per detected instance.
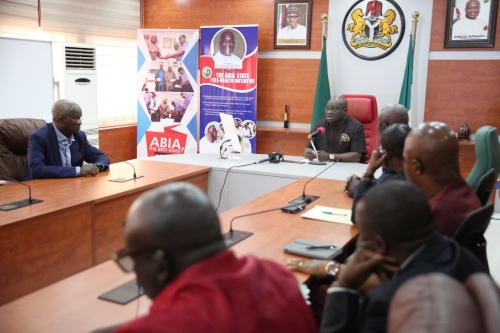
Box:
[0,178,357,333]
[0,159,210,305]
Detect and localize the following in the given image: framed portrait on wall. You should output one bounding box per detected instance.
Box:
[445,0,498,48]
[274,0,312,49]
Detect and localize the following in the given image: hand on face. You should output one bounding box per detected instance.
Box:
[366,150,387,174]
[335,249,399,291]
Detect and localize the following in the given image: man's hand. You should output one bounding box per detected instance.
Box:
[335,250,399,291]
[365,150,387,175]
[80,164,99,177]
[286,259,332,278]
[304,148,316,160]
[317,150,330,162]
[345,174,361,192]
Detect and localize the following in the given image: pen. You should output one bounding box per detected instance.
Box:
[306,245,337,250]
[322,211,347,216]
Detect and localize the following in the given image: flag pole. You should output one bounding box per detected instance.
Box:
[411,11,420,54]
[322,13,328,38]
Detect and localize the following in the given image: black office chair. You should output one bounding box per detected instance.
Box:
[453,203,493,271]
[475,168,497,206]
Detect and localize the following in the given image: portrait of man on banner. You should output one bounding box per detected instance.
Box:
[211,29,246,70]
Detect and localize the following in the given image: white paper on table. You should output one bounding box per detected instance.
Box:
[301,205,353,225]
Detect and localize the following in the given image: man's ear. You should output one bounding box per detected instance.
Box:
[412,158,424,175]
[374,235,388,254]
[152,251,170,286]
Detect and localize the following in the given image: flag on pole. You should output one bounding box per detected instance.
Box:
[399,35,413,111]
[453,0,461,24]
[311,36,331,131]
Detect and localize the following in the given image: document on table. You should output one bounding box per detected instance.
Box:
[301,205,352,225]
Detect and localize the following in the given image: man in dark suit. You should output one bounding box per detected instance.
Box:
[22,99,110,181]
[320,181,487,333]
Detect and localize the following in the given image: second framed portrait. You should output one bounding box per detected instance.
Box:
[274,0,312,49]
[445,0,498,48]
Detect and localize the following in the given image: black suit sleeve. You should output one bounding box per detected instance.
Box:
[320,290,361,333]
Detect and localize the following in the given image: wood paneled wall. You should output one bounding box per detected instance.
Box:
[426,1,500,133]
[99,126,137,162]
[142,0,328,122]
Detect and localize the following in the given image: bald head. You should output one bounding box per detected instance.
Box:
[381,123,411,160]
[125,182,225,296]
[356,180,435,246]
[377,104,409,135]
[403,122,460,191]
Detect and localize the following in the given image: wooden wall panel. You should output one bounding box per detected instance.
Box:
[257,59,319,122]
[430,0,500,51]
[424,60,500,132]
[99,126,137,162]
[256,127,308,155]
[142,0,328,52]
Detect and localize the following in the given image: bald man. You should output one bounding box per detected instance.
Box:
[452,0,488,40]
[320,181,487,333]
[213,30,242,69]
[403,121,481,236]
[305,96,367,163]
[345,103,409,195]
[23,99,109,180]
[109,182,317,333]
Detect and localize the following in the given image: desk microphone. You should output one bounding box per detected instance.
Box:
[307,127,325,139]
[274,139,305,164]
[87,142,144,182]
[224,201,312,247]
[0,174,43,211]
[289,160,340,205]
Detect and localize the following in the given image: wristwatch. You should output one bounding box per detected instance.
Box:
[362,170,374,180]
[329,154,335,161]
[325,261,341,277]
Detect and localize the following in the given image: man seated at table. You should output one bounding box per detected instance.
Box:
[107,182,317,333]
[305,96,367,163]
[350,123,410,223]
[22,99,109,180]
[345,103,409,196]
[319,181,487,333]
[403,121,481,236]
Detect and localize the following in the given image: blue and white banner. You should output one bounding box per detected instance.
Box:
[199,25,258,154]
[137,29,198,157]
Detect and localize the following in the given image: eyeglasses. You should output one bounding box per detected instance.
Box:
[65,116,83,123]
[325,107,345,112]
[287,15,299,19]
[112,246,165,272]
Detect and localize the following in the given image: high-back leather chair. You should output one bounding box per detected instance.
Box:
[389,273,500,333]
[0,118,47,181]
[475,168,496,206]
[453,203,493,271]
[467,126,500,190]
[341,94,379,162]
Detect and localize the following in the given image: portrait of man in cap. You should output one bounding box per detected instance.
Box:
[276,3,309,46]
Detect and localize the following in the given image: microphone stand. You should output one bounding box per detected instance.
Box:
[274,139,305,164]
[0,174,43,211]
[308,139,326,165]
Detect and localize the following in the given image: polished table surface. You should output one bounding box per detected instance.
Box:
[145,153,378,212]
[0,178,356,332]
[0,159,210,305]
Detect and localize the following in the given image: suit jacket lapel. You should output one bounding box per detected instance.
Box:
[48,124,63,166]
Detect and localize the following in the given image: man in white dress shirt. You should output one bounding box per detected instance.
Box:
[277,5,307,41]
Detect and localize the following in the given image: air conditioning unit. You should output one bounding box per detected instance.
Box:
[53,43,99,147]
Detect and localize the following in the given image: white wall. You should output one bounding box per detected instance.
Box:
[328,0,434,128]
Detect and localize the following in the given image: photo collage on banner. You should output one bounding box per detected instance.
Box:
[137,29,199,157]
[199,25,258,155]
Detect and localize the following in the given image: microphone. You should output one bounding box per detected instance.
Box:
[289,160,340,205]
[275,139,305,164]
[224,201,313,247]
[0,174,43,211]
[256,152,282,164]
[307,127,325,139]
[86,142,144,182]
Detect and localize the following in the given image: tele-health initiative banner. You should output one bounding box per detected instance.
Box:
[199,25,258,154]
[137,29,199,157]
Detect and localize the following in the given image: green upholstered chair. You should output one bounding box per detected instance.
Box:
[466,126,500,190]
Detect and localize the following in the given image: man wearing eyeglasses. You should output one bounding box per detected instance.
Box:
[277,5,307,40]
[212,30,242,69]
[109,182,318,333]
[305,96,367,163]
[22,99,110,180]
